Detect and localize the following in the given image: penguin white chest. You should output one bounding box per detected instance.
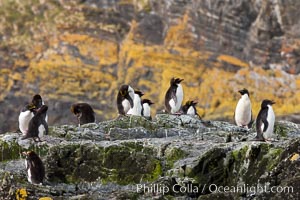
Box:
[263,105,275,139]
[187,106,196,115]
[19,111,34,135]
[38,124,46,137]
[122,99,131,113]
[169,84,183,113]
[25,160,32,183]
[41,101,48,122]
[127,94,142,116]
[235,95,251,126]
[142,103,151,117]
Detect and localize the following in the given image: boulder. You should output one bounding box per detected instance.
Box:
[0,115,299,199]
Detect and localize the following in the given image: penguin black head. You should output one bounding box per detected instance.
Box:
[118,85,134,101]
[261,99,275,108]
[32,94,43,108]
[70,104,81,116]
[134,90,144,97]
[117,84,135,115]
[70,103,95,125]
[23,151,39,160]
[184,100,197,107]
[182,100,198,115]
[170,77,184,86]
[142,99,154,105]
[119,85,130,97]
[238,88,249,96]
[119,85,135,106]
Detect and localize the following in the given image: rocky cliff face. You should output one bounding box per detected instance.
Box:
[1,0,300,133]
[0,115,299,199]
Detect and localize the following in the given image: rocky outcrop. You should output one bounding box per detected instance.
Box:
[1,0,300,133]
[0,115,299,199]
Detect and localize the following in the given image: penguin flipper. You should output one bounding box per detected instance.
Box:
[254,133,265,141]
[247,110,254,129]
[262,118,269,132]
[196,113,202,120]
[171,89,177,104]
[255,108,268,140]
[33,137,42,142]
[233,111,235,123]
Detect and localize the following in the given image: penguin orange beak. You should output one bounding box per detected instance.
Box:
[271,101,276,105]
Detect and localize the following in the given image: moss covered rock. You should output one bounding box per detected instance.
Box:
[0,116,299,199]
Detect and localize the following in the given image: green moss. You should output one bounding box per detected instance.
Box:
[159,195,176,200]
[0,140,21,162]
[238,144,284,185]
[166,147,187,169]
[65,174,79,183]
[149,159,162,180]
[47,142,161,185]
[101,116,158,132]
[0,140,49,162]
[223,144,282,186]
[231,145,248,161]
[274,123,288,137]
[123,141,144,151]
[265,148,283,171]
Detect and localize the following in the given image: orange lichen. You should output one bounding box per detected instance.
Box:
[0,69,14,101]
[217,55,249,68]
[290,153,300,162]
[1,0,300,123]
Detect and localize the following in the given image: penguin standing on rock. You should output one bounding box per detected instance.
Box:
[31,94,48,122]
[127,90,144,116]
[182,100,200,118]
[117,85,135,115]
[22,105,48,142]
[18,103,36,135]
[23,151,45,184]
[141,99,154,120]
[255,99,276,141]
[71,103,96,126]
[165,78,184,114]
[234,88,252,128]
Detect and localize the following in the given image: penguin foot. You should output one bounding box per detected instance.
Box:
[238,125,250,131]
[33,137,42,142]
[264,138,279,142]
[252,137,265,142]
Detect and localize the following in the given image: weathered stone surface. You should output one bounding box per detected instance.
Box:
[0,115,299,199]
